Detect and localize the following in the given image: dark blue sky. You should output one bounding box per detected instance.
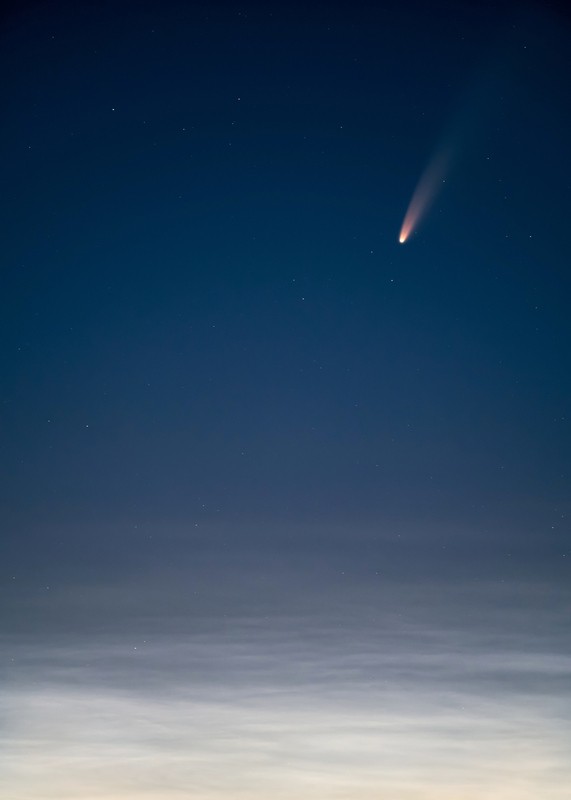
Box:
[2,2,570,798]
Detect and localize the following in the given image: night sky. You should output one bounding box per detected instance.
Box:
[2,1,571,798]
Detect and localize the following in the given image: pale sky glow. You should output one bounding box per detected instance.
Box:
[3,569,571,800]
[5,680,569,799]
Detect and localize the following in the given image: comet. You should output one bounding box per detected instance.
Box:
[398,147,452,244]
[397,39,516,244]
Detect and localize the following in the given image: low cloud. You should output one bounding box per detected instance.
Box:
[3,568,570,799]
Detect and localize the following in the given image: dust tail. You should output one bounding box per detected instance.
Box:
[399,148,452,243]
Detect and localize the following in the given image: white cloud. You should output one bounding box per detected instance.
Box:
[3,598,570,800]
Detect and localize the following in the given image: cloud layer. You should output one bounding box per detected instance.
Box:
[3,564,570,800]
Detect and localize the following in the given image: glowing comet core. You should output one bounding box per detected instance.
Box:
[398,149,451,243]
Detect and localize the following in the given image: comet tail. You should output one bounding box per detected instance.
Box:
[399,149,450,243]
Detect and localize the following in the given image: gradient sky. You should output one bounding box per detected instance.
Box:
[2,1,571,798]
